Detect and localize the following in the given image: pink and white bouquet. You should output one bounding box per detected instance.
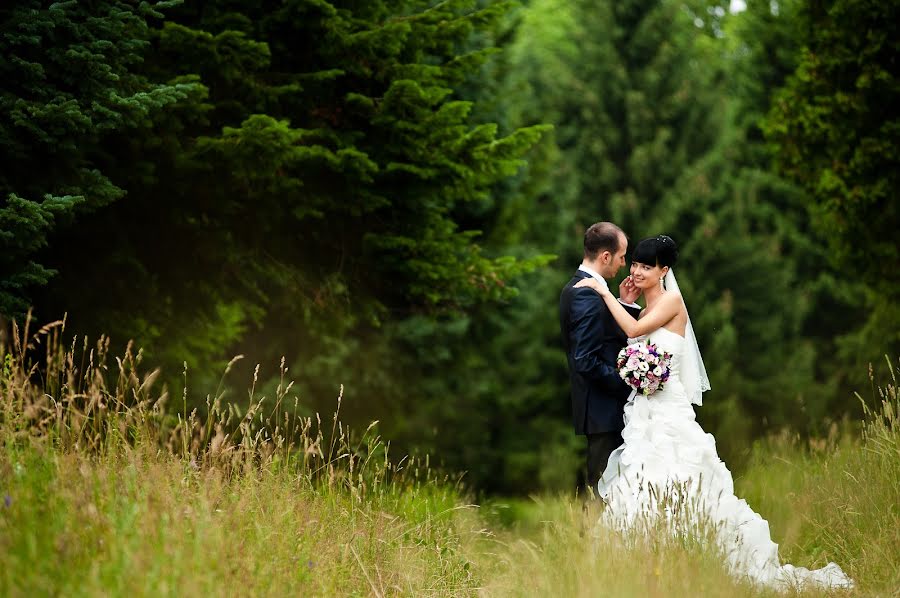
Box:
[617,342,672,396]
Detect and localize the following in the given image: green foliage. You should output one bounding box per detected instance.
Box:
[766,0,900,293]
[304,0,893,489]
[0,1,197,315]
[765,0,900,379]
[736,358,900,594]
[21,1,550,387]
[471,0,814,475]
[386,269,579,494]
[502,0,728,236]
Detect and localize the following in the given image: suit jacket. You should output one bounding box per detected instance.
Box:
[559,270,641,435]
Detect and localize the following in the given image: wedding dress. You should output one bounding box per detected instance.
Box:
[597,326,854,591]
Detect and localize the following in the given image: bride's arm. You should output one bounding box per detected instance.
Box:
[575,279,681,337]
[605,292,680,337]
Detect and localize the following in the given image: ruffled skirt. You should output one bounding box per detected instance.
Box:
[597,383,853,591]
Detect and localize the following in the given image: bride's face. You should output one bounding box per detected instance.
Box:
[630,260,667,289]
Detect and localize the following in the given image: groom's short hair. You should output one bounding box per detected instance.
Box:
[584,222,624,260]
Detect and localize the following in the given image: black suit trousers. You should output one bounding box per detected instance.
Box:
[584,431,623,497]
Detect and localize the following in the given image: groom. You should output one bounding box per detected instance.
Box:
[559,221,641,497]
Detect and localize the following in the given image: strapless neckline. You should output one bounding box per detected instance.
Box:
[654,327,685,340]
[631,328,685,344]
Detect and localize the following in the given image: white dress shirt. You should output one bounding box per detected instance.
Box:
[578,264,641,309]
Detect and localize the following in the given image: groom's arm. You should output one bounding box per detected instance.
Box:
[568,289,625,390]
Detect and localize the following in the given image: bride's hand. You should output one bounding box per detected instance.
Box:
[619,275,642,304]
[574,277,610,297]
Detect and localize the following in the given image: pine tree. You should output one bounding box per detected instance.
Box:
[644,1,850,452]
[766,0,899,293]
[29,1,551,410]
[470,0,858,477]
[0,1,197,316]
[765,0,900,372]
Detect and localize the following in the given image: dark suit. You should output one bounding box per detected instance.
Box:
[559,269,640,494]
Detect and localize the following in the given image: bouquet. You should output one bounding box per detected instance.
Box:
[617,342,672,396]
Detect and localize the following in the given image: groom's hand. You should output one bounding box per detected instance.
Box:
[619,276,641,304]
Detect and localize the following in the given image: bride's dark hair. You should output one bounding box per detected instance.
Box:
[632,235,678,267]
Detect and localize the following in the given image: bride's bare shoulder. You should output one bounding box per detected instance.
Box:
[661,290,683,306]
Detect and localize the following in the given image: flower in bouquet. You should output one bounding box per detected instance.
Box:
[616,342,672,396]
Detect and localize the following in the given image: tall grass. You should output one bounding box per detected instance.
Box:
[470,496,782,598]
[736,358,900,596]
[0,317,480,596]
[473,358,899,597]
[1,317,897,596]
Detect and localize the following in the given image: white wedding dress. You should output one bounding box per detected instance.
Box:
[598,327,853,591]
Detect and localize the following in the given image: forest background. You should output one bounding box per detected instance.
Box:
[1,0,897,495]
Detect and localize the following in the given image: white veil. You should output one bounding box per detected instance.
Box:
[664,269,710,405]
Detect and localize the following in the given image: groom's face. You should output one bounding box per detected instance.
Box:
[600,234,628,278]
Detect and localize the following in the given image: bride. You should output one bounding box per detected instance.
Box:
[574,235,853,591]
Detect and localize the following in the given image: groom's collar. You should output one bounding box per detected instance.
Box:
[578,264,609,290]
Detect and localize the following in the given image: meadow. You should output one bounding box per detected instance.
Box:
[1,320,897,597]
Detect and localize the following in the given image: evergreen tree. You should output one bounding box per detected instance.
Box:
[397,0,737,489]
[473,0,859,476]
[29,1,551,420]
[766,0,899,294]
[646,0,865,454]
[766,0,900,371]
[0,1,197,316]
[367,2,584,494]
[483,0,735,476]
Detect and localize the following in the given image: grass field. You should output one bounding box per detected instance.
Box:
[1,321,897,596]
